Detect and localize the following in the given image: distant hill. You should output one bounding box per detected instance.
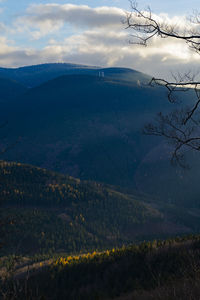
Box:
[0,73,167,191]
[0,63,150,87]
[1,71,197,205]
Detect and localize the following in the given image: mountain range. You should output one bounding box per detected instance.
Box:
[0,63,198,205]
[0,63,150,87]
[1,63,200,299]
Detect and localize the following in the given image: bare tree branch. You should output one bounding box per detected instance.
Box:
[126,1,200,167]
[125,1,200,50]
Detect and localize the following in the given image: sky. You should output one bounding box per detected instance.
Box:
[0,0,200,78]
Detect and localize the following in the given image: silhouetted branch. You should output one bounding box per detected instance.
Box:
[126,1,200,167]
[126,1,200,50]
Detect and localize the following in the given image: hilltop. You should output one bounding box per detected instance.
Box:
[0,63,150,87]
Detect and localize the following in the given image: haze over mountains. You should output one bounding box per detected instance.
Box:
[0,63,198,206]
[0,63,151,88]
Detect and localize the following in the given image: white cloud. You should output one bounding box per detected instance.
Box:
[26,4,125,28]
[0,2,199,79]
[15,4,126,39]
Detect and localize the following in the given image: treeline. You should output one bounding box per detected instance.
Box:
[2,236,200,299]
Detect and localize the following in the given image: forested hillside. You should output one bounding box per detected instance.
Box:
[0,160,164,256]
[1,64,200,299]
[0,77,27,104]
[2,236,200,300]
[1,160,200,258]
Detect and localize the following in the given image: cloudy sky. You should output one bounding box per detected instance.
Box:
[0,0,200,78]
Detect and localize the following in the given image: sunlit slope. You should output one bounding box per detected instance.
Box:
[5,236,200,300]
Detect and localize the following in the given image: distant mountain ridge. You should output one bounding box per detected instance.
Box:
[0,68,197,205]
[0,63,151,87]
[1,73,168,190]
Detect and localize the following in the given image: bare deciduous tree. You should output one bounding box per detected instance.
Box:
[125,1,200,167]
